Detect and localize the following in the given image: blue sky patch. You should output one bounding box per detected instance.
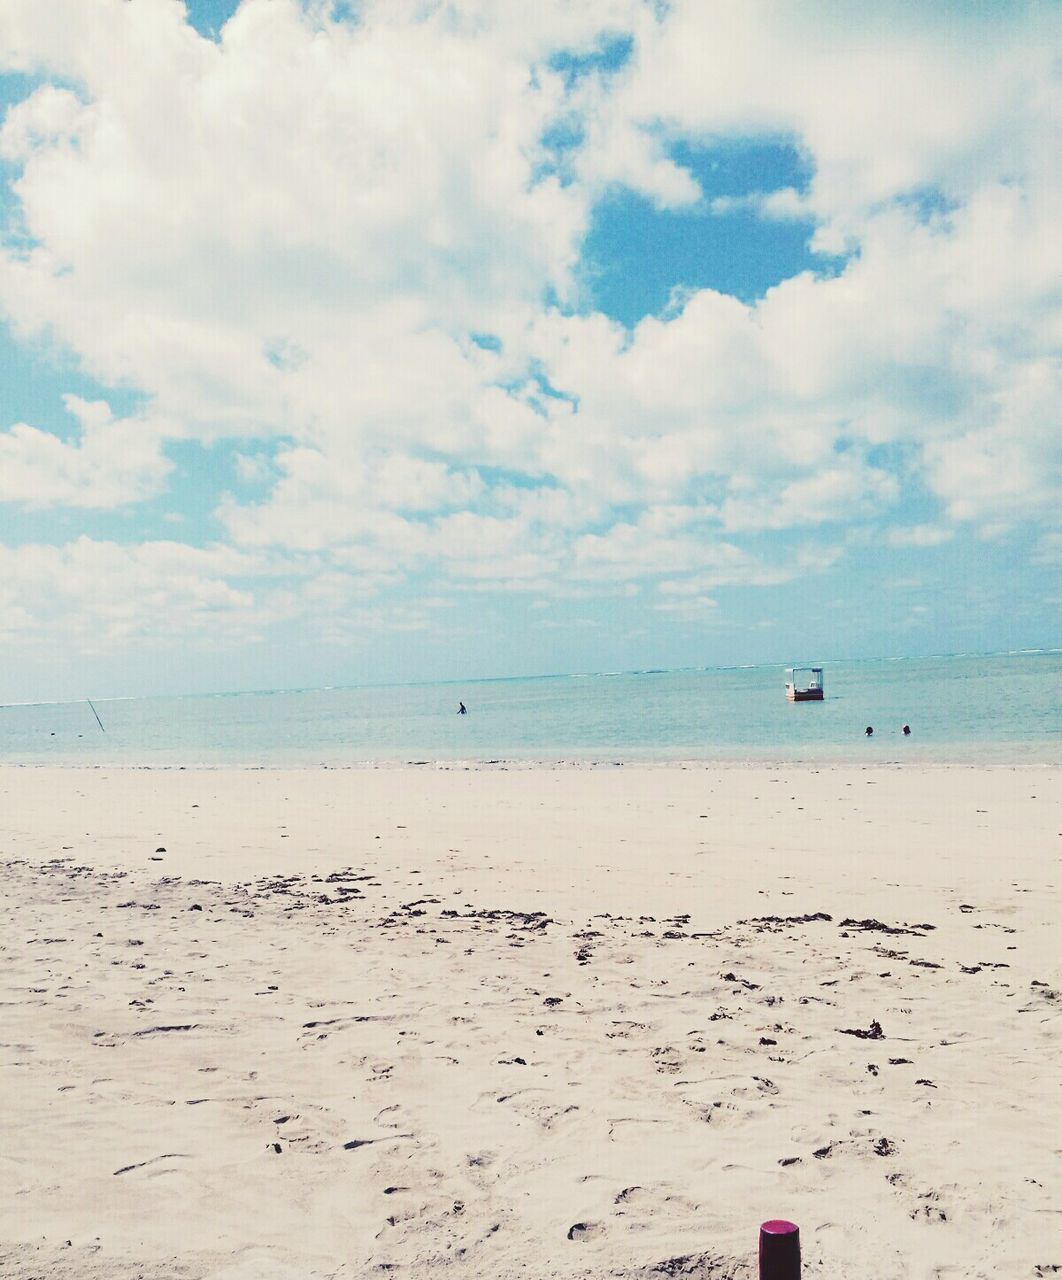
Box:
[473,465,554,494]
[578,138,834,326]
[0,333,144,437]
[546,35,633,89]
[183,0,242,41]
[1,73,69,245]
[469,332,502,352]
[493,362,579,416]
[669,137,811,201]
[1,503,164,548]
[897,187,960,224]
[160,441,250,540]
[535,117,585,187]
[0,71,43,112]
[579,189,821,326]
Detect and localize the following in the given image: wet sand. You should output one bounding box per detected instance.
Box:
[0,764,1058,1279]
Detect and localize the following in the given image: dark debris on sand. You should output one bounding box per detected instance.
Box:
[839,1019,885,1039]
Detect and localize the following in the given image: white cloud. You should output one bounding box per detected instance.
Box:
[0,0,606,431]
[233,451,273,484]
[0,84,84,163]
[657,541,842,594]
[0,534,406,653]
[0,396,172,507]
[921,358,1061,527]
[0,537,271,649]
[719,461,899,533]
[887,524,955,549]
[608,1,1059,227]
[654,594,718,617]
[709,187,807,220]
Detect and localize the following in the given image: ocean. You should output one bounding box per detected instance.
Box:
[1,651,1058,768]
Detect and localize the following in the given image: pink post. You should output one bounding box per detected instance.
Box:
[759,1219,800,1280]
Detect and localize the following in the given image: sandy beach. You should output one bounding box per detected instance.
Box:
[0,763,1058,1280]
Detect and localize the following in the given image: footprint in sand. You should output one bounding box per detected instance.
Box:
[611,1182,699,1225]
[606,1020,648,1039]
[567,1221,604,1241]
[907,1186,950,1222]
[650,1046,683,1074]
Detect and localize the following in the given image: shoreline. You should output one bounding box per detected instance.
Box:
[1,749,1060,771]
[1,763,1058,1278]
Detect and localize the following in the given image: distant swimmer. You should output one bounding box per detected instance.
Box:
[902,724,911,736]
[865,725,874,737]
[458,702,467,715]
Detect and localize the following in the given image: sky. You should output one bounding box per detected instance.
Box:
[0,0,1059,702]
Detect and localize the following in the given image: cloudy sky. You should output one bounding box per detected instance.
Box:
[0,0,1059,701]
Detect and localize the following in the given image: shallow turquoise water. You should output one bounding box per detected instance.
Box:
[1,652,1059,766]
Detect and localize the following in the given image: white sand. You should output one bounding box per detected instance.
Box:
[0,763,1058,1279]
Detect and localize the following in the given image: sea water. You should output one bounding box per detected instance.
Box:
[0,652,1058,767]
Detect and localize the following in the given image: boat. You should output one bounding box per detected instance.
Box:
[785,666,824,701]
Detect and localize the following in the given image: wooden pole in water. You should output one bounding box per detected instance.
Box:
[86,699,105,732]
